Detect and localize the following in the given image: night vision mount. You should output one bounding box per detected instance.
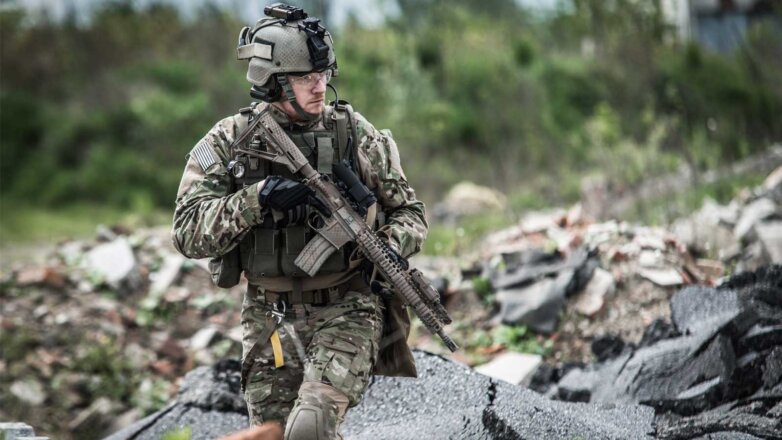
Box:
[263,3,331,72]
[263,3,308,21]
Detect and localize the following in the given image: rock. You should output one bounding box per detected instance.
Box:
[556,366,599,402]
[151,359,177,376]
[739,324,782,353]
[573,267,615,316]
[491,249,591,333]
[431,181,506,221]
[638,319,681,348]
[637,267,684,287]
[762,346,782,389]
[670,286,741,336]
[226,326,243,343]
[490,249,569,289]
[764,165,782,193]
[124,343,156,370]
[83,237,139,290]
[149,253,185,295]
[177,359,246,413]
[591,335,626,362]
[495,270,572,333]
[734,198,777,241]
[107,409,143,437]
[0,423,35,440]
[655,402,782,440]
[555,266,782,440]
[95,224,118,241]
[190,326,221,351]
[474,352,542,386]
[755,221,782,263]
[10,379,45,405]
[69,397,116,438]
[635,234,667,251]
[671,199,740,259]
[520,209,566,233]
[15,266,67,289]
[151,332,187,362]
[106,351,656,440]
[638,249,664,267]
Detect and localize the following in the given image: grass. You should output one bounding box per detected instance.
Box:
[620,173,767,226]
[0,198,172,246]
[422,211,517,256]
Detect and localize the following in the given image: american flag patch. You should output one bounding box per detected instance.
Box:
[192,140,217,171]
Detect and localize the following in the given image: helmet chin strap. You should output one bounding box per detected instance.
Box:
[276,74,320,122]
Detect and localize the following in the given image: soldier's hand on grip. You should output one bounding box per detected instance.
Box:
[259,176,332,217]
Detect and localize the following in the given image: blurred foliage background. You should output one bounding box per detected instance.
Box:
[1,0,781,244]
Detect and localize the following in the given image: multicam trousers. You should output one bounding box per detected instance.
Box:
[240,279,384,425]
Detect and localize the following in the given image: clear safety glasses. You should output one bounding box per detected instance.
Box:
[288,69,333,87]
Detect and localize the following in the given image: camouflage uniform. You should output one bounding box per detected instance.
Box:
[172,103,427,426]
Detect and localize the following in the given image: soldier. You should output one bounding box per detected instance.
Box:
[171,4,427,440]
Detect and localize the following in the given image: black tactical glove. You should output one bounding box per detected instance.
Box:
[259,176,332,218]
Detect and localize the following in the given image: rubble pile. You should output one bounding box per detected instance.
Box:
[546,265,782,439]
[1,168,780,439]
[106,351,657,440]
[673,165,782,272]
[0,227,247,439]
[419,166,782,365]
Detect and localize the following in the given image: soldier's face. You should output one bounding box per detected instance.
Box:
[276,71,329,119]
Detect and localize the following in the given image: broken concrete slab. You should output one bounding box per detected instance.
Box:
[189,326,221,351]
[83,237,139,290]
[0,423,35,440]
[655,403,782,440]
[149,253,185,295]
[495,269,572,333]
[177,359,246,413]
[638,319,681,348]
[591,334,626,362]
[105,351,656,440]
[755,221,782,263]
[739,324,782,353]
[14,266,67,289]
[551,266,782,440]
[670,285,741,336]
[69,397,117,439]
[573,267,615,317]
[474,352,542,386]
[489,248,587,290]
[10,378,46,405]
[763,347,782,389]
[735,198,777,241]
[486,379,655,440]
[637,267,684,287]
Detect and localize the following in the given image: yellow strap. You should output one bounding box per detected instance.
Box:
[270,329,284,368]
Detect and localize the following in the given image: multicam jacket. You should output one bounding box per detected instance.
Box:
[171,103,427,377]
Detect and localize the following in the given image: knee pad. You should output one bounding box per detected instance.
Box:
[285,382,349,440]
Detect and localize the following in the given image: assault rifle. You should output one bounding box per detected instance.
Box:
[251,108,458,352]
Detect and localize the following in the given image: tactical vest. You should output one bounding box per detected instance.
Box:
[231,103,358,280]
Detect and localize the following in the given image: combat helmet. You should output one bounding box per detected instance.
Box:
[237,3,337,120]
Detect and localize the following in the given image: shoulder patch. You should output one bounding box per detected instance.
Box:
[192,140,218,171]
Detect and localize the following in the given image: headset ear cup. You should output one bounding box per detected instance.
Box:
[250,78,282,102]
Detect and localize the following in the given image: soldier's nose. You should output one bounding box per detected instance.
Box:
[312,79,327,93]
